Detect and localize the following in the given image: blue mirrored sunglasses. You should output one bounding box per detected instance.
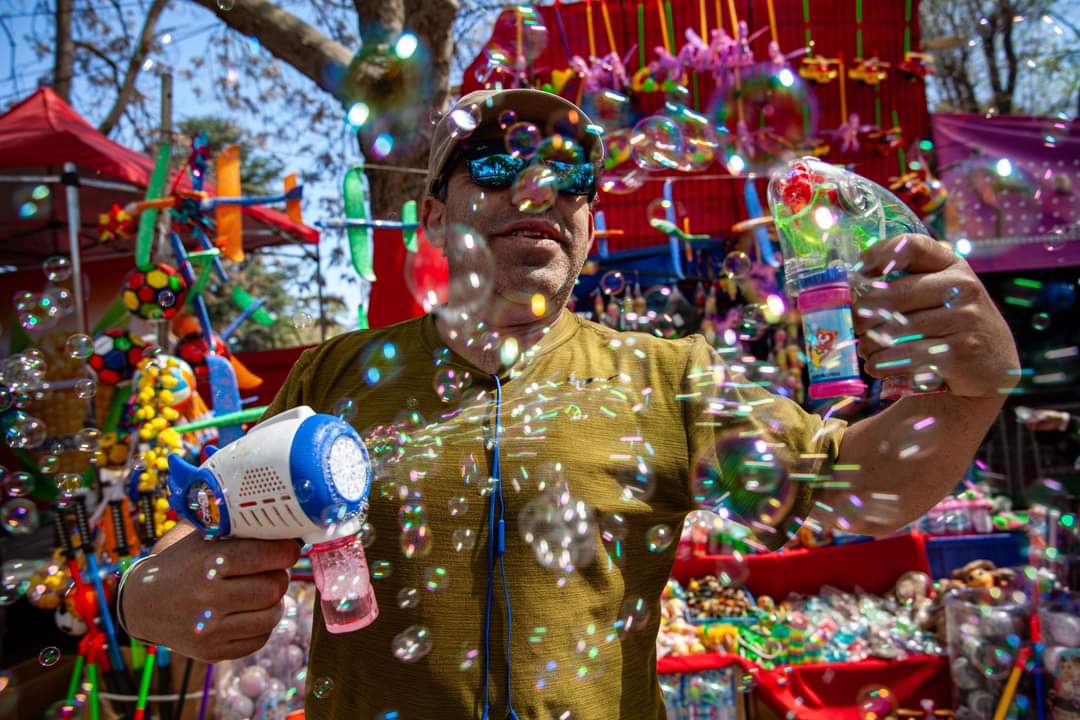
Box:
[467,153,597,196]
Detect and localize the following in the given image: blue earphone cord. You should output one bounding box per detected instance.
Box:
[481,374,518,720]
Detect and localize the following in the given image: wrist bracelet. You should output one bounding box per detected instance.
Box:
[116,553,158,642]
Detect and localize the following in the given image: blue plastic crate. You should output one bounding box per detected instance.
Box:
[925,532,1028,579]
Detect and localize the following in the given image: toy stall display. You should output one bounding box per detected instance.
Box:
[0,125,323,720]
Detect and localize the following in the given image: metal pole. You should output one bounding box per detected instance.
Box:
[157,73,173,350]
[314,242,327,342]
[62,162,86,335]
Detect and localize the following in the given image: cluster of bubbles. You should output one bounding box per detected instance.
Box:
[215,583,316,719]
[518,480,598,574]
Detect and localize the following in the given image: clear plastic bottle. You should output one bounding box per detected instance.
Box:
[310,534,378,633]
[796,267,867,399]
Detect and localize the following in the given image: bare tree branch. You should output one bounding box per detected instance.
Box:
[74,39,122,85]
[53,0,75,101]
[188,0,353,100]
[98,0,169,136]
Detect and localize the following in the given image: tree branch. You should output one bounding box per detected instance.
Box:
[188,0,353,101]
[355,0,404,48]
[52,0,75,101]
[74,39,122,85]
[97,0,169,136]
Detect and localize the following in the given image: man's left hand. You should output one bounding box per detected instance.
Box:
[853,234,1020,398]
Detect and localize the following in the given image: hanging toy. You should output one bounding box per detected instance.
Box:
[121,263,189,320]
[88,329,147,386]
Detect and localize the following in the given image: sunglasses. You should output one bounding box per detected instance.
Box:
[439,138,598,198]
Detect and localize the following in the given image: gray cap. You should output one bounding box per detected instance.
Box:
[426,88,602,196]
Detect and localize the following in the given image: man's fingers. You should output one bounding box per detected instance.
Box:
[855,270,976,318]
[218,601,286,641]
[864,338,954,378]
[217,538,300,578]
[856,306,972,358]
[214,570,291,613]
[859,234,957,276]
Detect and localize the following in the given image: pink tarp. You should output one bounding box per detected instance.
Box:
[932,111,1080,272]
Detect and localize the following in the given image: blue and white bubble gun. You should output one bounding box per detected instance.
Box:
[167,406,378,632]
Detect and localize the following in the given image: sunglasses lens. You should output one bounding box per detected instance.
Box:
[468,154,596,196]
[468,155,524,189]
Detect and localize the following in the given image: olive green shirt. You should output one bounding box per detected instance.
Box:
[262,310,843,719]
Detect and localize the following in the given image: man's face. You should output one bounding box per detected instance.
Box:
[422,145,594,317]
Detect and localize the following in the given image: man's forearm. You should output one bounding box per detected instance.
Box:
[818,392,1005,536]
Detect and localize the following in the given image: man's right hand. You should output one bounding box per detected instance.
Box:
[122,527,300,662]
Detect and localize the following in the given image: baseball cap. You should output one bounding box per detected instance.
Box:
[426,88,603,197]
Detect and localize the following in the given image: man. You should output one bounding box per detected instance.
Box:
[120,89,1019,719]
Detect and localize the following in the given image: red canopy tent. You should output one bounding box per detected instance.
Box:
[0,87,319,263]
[0,87,319,334]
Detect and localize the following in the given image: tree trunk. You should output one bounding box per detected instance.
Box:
[98,0,170,136]
[52,0,75,102]
[360,0,458,219]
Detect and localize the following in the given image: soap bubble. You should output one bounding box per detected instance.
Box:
[428,224,495,326]
[498,110,517,129]
[65,334,94,360]
[645,524,673,552]
[336,34,435,161]
[56,473,82,498]
[736,305,768,341]
[723,251,752,279]
[505,122,542,159]
[646,197,688,232]
[451,527,477,552]
[709,66,818,173]
[422,566,449,592]
[856,684,895,720]
[38,646,61,667]
[332,397,356,422]
[311,676,333,699]
[5,414,47,449]
[397,587,420,609]
[1,499,39,535]
[447,496,469,517]
[74,428,100,452]
[487,5,549,64]
[511,164,559,213]
[518,484,597,573]
[3,472,34,497]
[617,596,652,637]
[433,367,471,403]
[358,340,403,388]
[43,256,72,282]
[599,271,625,295]
[630,116,683,171]
[73,379,97,399]
[1032,312,1051,331]
[447,103,480,139]
[599,129,647,195]
[586,90,633,133]
[392,625,433,663]
[668,104,723,171]
[371,560,393,580]
[19,295,61,331]
[292,312,314,330]
[692,435,793,528]
[399,525,432,559]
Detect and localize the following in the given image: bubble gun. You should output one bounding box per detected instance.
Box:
[167,406,378,633]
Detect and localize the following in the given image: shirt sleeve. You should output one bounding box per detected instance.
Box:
[258,346,319,422]
[681,333,846,551]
